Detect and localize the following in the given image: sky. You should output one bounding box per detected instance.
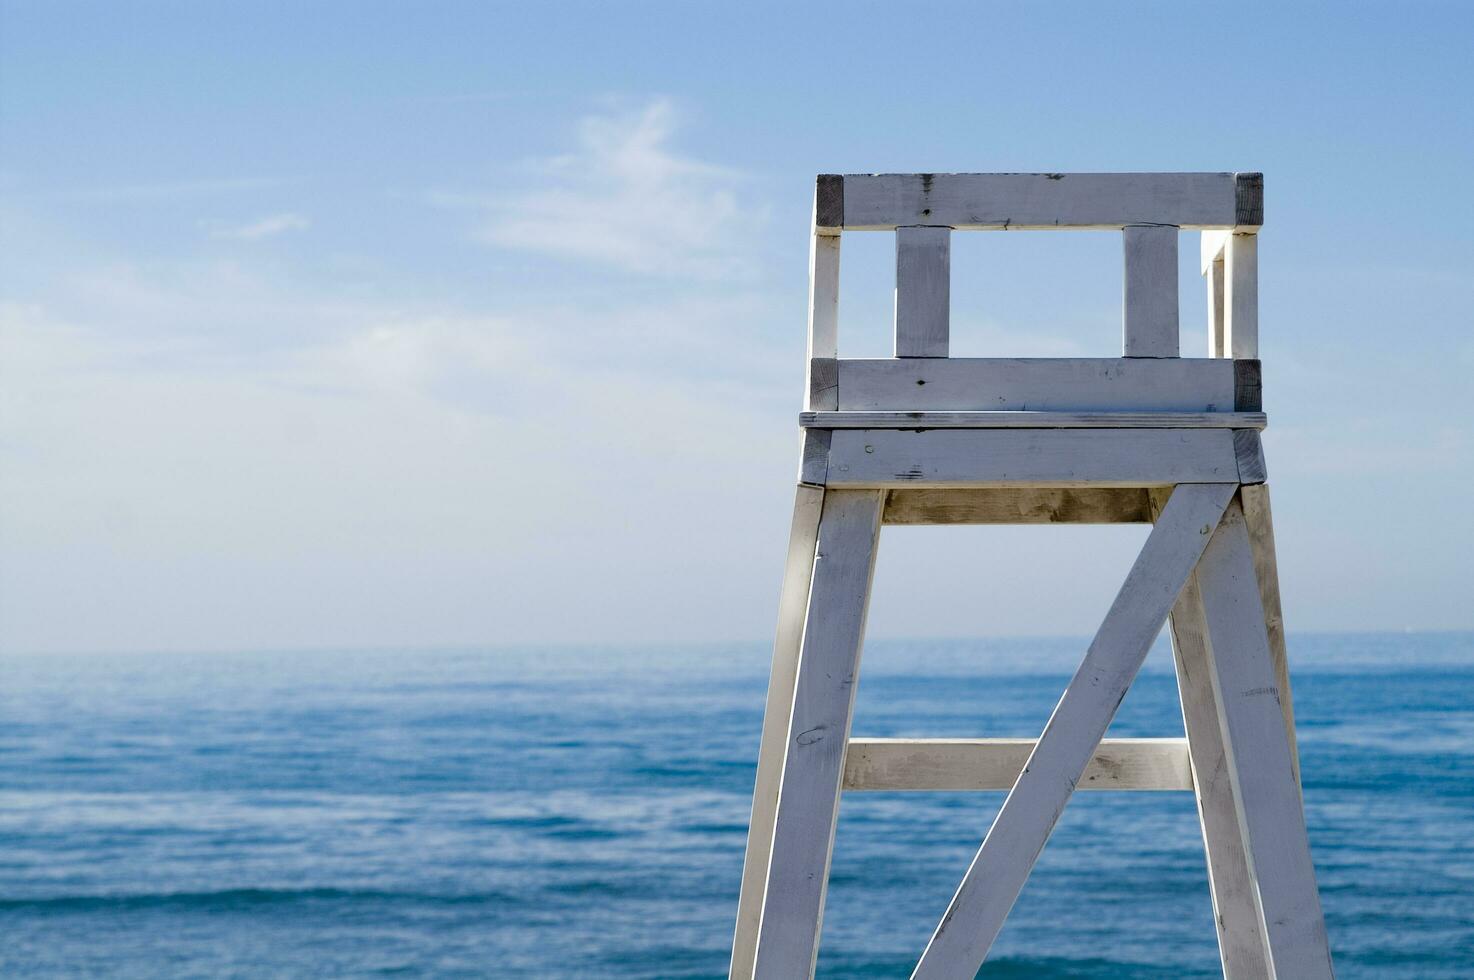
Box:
[1,2,1471,655]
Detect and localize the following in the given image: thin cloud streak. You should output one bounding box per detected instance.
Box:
[211,213,311,241]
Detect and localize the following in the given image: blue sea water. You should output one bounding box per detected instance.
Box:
[2,633,1471,978]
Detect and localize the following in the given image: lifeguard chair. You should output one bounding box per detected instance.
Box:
[730,172,1331,979]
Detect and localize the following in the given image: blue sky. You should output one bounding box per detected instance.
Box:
[1,2,1471,653]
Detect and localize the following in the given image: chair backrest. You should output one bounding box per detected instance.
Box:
[804,173,1263,414]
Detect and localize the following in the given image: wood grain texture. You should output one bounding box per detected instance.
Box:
[843,738,1192,791]
[840,172,1250,230]
[835,357,1240,412]
[826,428,1242,489]
[894,226,951,357]
[814,174,843,235]
[1233,429,1268,484]
[883,487,1152,525]
[752,491,884,980]
[730,484,825,980]
[1235,173,1265,227]
[1233,360,1262,412]
[911,483,1237,980]
[1148,488,1268,978]
[1239,483,1301,787]
[801,411,1266,429]
[1196,500,1333,979]
[1123,225,1180,357]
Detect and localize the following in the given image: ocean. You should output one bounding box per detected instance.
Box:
[2,633,1471,977]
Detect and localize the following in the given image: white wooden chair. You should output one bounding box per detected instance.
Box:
[730,173,1332,979]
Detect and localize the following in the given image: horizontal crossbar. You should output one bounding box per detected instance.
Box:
[842,738,1192,791]
[883,488,1153,524]
[801,411,1267,430]
[827,358,1260,413]
[822,428,1261,488]
[819,172,1262,232]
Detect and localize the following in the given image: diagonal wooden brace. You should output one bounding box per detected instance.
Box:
[911,482,1237,979]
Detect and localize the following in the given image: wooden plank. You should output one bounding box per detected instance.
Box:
[1234,360,1262,412]
[883,487,1152,525]
[814,174,843,236]
[1234,430,1268,484]
[798,429,830,487]
[894,226,951,357]
[801,411,1267,429]
[1196,500,1333,979]
[835,357,1240,412]
[1149,480,1267,972]
[752,490,884,980]
[826,428,1241,489]
[1123,225,1180,357]
[911,483,1237,980]
[1225,233,1258,358]
[731,484,825,980]
[1170,570,1271,978]
[806,232,841,410]
[843,737,1191,792]
[1236,173,1265,227]
[839,172,1255,230]
[1149,488,1268,978]
[1239,483,1301,787]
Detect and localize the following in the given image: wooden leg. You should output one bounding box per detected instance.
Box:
[1196,498,1333,979]
[751,490,884,980]
[1169,573,1271,979]
[730,484,826,979]
[1239,482,1301,786]
[911,483,1236,980]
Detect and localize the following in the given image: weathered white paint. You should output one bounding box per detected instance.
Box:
[895,226,951,357]
[1200,229,1228,271]
[1197,501,1333,979]
[751,490,884,980]
[835,357,1241,412]
[801,410,1266,429]
[1207,254,1227,357]
[1172,571,1271,977]
[806,233,841,410]
[1225,233,1258,358]
[1148,488,1269,978]
[1239,483,1301,786]
[840,172,1258,230]
[911,483,1237,980]
[843,737,1192,792]
[730,484,825,980]
[825,428,1241,488]
[882,487,1152,525]
[1123,224,1180,357]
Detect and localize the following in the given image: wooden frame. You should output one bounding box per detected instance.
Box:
[831,357,1259,412]
[732,170,1326,980]
[830,172,1262,231]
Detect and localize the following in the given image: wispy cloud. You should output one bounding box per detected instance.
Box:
[38,177,294,204]
[440,98,764,278]
[211,212,311,241]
